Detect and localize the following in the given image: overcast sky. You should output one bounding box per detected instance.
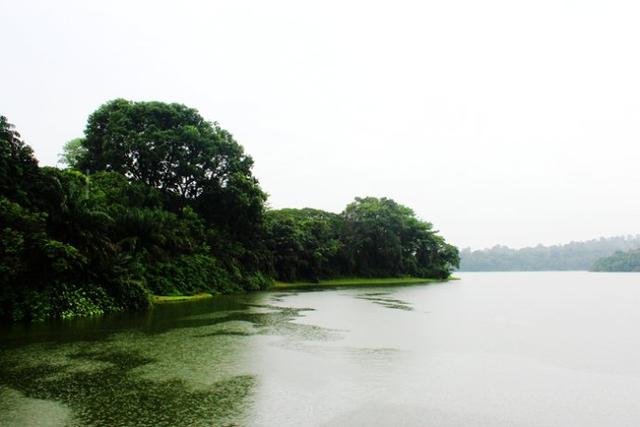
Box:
[2,0,640,249]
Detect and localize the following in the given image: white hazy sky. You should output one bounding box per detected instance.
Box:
[2,0,640,249]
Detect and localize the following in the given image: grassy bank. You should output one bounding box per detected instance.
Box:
[151,277,456,304]
[272,277,454,290]
[151,293,214,304]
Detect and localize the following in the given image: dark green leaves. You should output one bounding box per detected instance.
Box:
[77,99,255,200]
[266,199,459,282]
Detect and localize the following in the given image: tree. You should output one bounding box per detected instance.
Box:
[58,138,87,169]
[76,99,256,200]
[459,235,640,271]
[341,197,458,278]
[1,107,460,321]
[74,99,268,250]
[264,199,459,281]
[341,197,412,276]
[265,208,343,281]
[0,115,41,206]
[592,249,640,272]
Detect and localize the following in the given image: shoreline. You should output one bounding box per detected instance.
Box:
[151,277,457,304]
[151,293,214,304]
[271,276,456,290]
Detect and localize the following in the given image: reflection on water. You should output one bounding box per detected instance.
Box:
[5,273,640,426]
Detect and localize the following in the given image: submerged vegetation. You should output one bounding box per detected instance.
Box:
[0,349,256,427]
[0,100,459,321]
[0,295,335,426]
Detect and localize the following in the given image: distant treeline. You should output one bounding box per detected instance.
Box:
[459,236,640,271]
[592,249,640,272]
[0,100,458,321]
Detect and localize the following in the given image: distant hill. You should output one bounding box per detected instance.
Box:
[459,235,640,271]
[592,249,640,272]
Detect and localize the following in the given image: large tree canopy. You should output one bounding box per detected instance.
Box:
[76,99,255,200]
[265,208,344,282]
[74,99,267,248]
[1,106,459,322]
[265,198,460,281]
[0,110,271,321]
[341,197,459,278]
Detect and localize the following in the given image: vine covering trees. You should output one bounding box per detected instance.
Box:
[0,101,459,321]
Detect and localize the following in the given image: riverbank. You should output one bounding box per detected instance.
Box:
[272,277,454,290]
[151,277,454,303]
[151,293,214,304]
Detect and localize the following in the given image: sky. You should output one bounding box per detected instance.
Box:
[2,0,640,250]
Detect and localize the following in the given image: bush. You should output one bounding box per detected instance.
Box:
[145,254,241,295]
[106,278,151,311]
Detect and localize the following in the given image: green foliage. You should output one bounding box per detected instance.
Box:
[592,249,640,272]
[90,171,163,209]
[0,193,119,321]
[0,197,47,282]
[459,236,640,271]
[242,271,272,291]
[58,137,87,169]
[73,99,270,275]
[146,254,239,295]
[76,99,256,200]
[196,171,267,243]
[104,277,150,311]
[341,197,458,279]
[265,208,344,281]
[0,116,41,207]
[265,199,459,282]
[0,110,270,321]
[0,107,458,322]
[56,284,116,319]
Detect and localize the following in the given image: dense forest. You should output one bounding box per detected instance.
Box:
[592,249,640,272]
[459,236,640,271]
[0,100,459,321]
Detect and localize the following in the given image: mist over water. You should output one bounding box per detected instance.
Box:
[3,272,640,426]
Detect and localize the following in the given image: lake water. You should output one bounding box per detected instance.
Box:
[2,272,640,426]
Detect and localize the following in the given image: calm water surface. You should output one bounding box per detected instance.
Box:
[2,272,640,426]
